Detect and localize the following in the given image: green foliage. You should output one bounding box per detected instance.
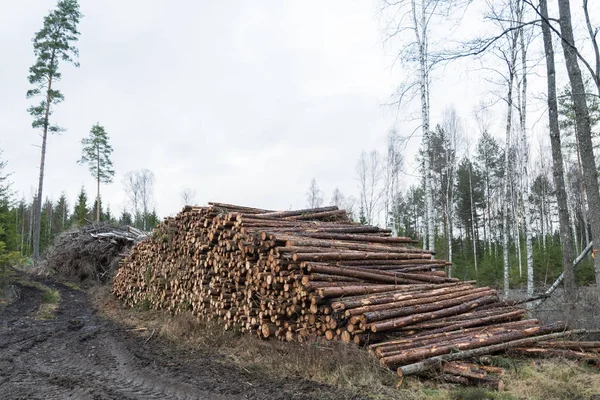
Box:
[52,193,69,235]
[79,123,114,221]
[119,210,133,226]
[73,186,88,226]
[27,0,82,133]
[42,288,60,304]
[79,123,115,185]
[454,157,484,238]
[0,150,20,266]
[392,185,424,240]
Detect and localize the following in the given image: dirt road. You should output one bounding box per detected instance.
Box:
[0,274,361,400]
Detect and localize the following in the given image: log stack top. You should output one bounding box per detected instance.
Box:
[113,202,596,387]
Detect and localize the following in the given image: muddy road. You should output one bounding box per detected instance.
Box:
[0,274,360,400]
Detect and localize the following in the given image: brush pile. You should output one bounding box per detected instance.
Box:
[45,224,147,283]
[113,203,596,387]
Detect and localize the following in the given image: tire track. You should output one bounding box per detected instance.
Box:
[0,273,362,400]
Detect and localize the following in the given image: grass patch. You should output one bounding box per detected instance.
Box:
[42,288,60,304]
[37,287,60,319]
[62,281,82,290]
[94,288,600,400]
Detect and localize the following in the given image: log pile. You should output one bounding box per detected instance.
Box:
[112,203,595,384]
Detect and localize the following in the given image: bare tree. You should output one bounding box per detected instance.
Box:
[514,6,535,298]
[330,187,346,208]
[441,107,461,265]
[180,188,197,206]
[306,178,323,208]
[356,151,383,225]
[380,0,459,251]
[485,0,524,296]
[123,169,155,231]
[383,128,404,232]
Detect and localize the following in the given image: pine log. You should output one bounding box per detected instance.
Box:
[397,328,583,376]
[369,295,499,333]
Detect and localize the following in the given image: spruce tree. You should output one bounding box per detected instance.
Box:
[0,150,19,265]
[73,187,88,226]
[27,0,82,261]
[53,193,69,234]
[79,123,115,222]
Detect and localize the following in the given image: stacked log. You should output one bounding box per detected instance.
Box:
[113,202,593,385]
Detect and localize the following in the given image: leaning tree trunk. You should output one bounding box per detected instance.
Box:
[558,0,600,303]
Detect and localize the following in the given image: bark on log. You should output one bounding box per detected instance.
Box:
[397,328,584,376]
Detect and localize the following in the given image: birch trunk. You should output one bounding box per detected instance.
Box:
[512,181,523,278]
[503,98,512,296]
[519,27,534,298]
[558,0,600,304]
[412,0,435,254]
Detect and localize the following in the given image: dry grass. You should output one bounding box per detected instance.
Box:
[93,286,600,400]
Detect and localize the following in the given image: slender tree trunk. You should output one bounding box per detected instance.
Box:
[519,31,534,297]
[574,135,590,247]
[96,144,100,222]
[20,206,25,256]
[32,54,55,262]
[541,0,576,311]
[469,161,478,273]
[503,87,513,296]
[512,181,523,278]
[557,0,600,303]
[411,0,435,254]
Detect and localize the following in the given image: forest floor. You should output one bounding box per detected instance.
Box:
[1,267,600,400]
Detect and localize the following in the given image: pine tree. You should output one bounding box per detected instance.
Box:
[73,187,88,226]
[27,0,82,261]
[79,123,115,222]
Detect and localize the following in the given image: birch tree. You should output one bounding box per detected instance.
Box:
[180,188,197,206]
[124,169,155,231]
[383,129,404,232]
[27,0,82,260]
[356,151,383,225]
[381,0,458,251]
[306,178,323,208]
[515,10,535,297]
[330,188,346,208]
[488,0,523,296]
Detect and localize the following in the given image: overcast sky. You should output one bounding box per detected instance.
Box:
[1,0,599,218]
